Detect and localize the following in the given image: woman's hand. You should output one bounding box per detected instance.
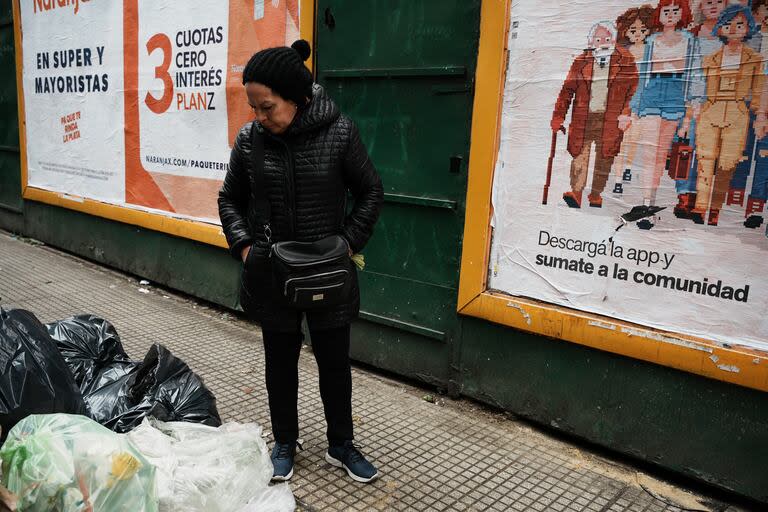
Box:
[241,246,251,263]
[617,115,632,132]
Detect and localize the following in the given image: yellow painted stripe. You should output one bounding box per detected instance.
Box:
[462,293,768,392]
[13,0,28,197]
[24,188,228,247]
[458,0,510,310]
[300,0,316,74]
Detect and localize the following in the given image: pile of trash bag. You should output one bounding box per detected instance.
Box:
[1,414,158,511]
[0,309,87,441]
[1,414,295,512]
[46,314,221,432]
[0,307,220,436]
[0,309,295,511]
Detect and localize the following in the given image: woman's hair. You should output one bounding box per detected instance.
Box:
[713,4,758,43]
[652,0,693,31]
[616,5,655,46]
[753,0,768,15]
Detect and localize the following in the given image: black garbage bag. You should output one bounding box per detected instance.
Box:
[46,315,220,433]
[46,315,133,394]
[0,308,87,441]
[102,344,221,432]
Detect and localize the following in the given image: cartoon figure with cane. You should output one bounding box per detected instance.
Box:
[548,21,638,208]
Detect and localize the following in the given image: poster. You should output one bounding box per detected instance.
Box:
[20,0,125,203]
[20,0,300,223]
[489,0,768,350]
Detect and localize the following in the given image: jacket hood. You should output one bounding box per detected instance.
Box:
[286,84,340,135]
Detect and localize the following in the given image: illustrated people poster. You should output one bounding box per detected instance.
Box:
[489,0,768,350]
[19,0,300,224]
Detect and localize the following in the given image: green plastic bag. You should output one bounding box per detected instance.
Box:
[0,414,158,512]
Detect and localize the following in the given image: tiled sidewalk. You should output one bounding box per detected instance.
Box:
[0,232,746,511]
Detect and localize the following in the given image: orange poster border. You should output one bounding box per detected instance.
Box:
[13,0,316,249]
[458,0,768,392]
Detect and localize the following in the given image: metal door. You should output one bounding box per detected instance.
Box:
[315,0,481,339]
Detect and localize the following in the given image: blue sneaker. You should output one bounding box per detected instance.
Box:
[271,441,300,481]
[325,441,379,483]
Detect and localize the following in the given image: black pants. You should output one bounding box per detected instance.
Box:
[262,323,353,445]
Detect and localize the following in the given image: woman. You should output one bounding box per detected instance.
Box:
[611,5,654,194]
[672,0,726,218]
[630,0,699,229]
[685,5,765,225]
[218,40,384,483]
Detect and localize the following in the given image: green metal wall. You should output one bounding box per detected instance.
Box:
[457,317,767,503]
[315,0,479,346]
[0,0,765,503]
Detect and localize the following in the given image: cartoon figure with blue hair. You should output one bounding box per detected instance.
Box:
[682,3,768,225]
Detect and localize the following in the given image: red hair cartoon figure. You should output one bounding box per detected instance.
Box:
[611,5,654,195]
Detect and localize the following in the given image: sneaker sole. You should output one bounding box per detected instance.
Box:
[325,452,379,483]
[563,196,581,208]
[271,467,293,482]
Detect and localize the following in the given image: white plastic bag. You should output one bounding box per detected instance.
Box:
[127,418,295,512]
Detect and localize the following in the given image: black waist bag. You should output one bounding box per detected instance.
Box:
[271,236,352,309]
[249,122,353,310]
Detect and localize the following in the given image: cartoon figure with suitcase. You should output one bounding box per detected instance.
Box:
[627,0,700,229]
[669,0,726,220]
[547,21,639,209]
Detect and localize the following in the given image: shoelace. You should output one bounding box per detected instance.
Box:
[344,442,365,464]
[274,440,303,460]
[275,443,293,460]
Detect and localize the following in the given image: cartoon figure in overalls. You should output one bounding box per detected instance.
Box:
[672,0,726,219]
[681,4,767,225]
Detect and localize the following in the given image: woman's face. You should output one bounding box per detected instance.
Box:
[659,3,683,28]
[245,82,298,134]
[626,18,650,44]
[701,0,726,22]
[719,12,749,42]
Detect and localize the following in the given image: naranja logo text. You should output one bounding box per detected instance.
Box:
[34,0,93,16]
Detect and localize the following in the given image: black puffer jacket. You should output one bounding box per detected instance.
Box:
[218,85,383,332]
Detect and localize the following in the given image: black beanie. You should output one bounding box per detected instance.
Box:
[242,40,313,105]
